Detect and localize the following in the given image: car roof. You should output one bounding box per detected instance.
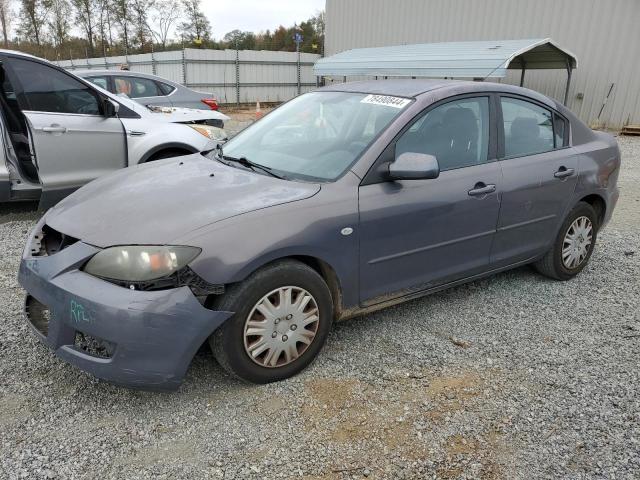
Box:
[319,78,557,109]
[74,69,173,81]
[319,79,453,98]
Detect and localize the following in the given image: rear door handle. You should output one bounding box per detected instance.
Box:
[468,182,496,196]
[554,167,575,179]
[42,125,67,134]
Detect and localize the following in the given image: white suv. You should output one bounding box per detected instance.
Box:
[0,50,228,208]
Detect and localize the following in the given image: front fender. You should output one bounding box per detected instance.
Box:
[180,177,361,309]
[120,119,210,165]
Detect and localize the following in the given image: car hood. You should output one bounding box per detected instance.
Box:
[143,104,229,123]
[109,93,229,123]
[45,154,320,247]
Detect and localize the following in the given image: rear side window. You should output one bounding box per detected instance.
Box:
[396,97,490,171]
[9,58,101,115]
[501,97,554,157]
[114,76,161,98]
[157,82,176,95]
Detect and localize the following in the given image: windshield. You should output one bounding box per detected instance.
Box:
[215,91,411,182]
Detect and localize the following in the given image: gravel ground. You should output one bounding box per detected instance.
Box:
[0,135,638,480]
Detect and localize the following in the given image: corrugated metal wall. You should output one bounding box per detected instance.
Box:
[58,49,321,105]
[325,0,640,129]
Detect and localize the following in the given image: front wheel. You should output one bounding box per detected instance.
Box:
[534,201,599,280]
[209,260,333,383]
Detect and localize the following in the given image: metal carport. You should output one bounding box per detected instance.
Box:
[314,38,577,105]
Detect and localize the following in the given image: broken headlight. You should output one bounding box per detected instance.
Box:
[84,245,201,282]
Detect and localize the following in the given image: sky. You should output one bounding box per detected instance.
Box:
[201,0,326,40]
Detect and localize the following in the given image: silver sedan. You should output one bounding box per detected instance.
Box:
[76,70,221,111]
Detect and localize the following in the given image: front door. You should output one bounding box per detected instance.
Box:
[358,96,501,305]
[491,96,578,266]
[3,56,127,203]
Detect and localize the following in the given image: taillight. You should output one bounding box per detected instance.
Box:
[201,98,218,110]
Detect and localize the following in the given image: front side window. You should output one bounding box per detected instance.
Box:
[501,97,554,157]
[218,91,410,182]
[9,58,100,115]
[86,76,109,91]
[396,97,490,171]
[114,76,160,99]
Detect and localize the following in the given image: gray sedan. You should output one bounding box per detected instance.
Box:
[18,80,620,390]
[76,70,220,111]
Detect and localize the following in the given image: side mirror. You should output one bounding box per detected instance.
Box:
[389,152,440,180]
[103,98,120,117]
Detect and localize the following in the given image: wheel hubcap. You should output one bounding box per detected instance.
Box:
[243,286,320,368]
[562,216,593,269]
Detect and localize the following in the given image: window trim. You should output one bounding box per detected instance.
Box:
[497,93,571,160]
[361,92,497,186]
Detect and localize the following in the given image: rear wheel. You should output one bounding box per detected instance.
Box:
[534,201,599,280]
[209,260,333,383]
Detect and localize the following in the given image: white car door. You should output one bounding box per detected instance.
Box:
[5,56,127,203]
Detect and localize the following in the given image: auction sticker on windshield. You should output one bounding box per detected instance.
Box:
[360,94,411,109]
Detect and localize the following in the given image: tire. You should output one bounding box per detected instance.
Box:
[208,260,333,383]
[534,201,599,280]
[146,148,192,162]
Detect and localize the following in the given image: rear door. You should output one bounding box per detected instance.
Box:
[3,56,127,202]
[491,95,578,266]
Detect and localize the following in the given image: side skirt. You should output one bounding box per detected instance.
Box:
[337,255,541,321]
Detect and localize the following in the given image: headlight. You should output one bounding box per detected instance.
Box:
[188,124,227,141]
[84,245,201,282]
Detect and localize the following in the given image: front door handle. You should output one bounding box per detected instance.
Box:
[468,182,496,196]
[42,125,67,134]
[554,166,575,179]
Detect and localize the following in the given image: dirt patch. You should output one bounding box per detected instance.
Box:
[301,370,512,476]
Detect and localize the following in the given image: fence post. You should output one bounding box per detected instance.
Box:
[151,51,157,76]
[235,44,240,106]
[181,48,187,85]
[296,45,301,95]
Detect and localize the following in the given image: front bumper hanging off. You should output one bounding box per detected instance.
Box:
[17,223,232,391]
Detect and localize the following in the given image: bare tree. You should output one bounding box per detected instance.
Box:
[178,0,210,43]
[149,0,182,50]
[71,0,98,55]
[18,0,49,46]
[48,0,72,48]
[129,0,153,50]
[0,0,11,48]
[111,0,131,54]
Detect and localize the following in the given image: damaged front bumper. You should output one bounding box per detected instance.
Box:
[17,223,232,391]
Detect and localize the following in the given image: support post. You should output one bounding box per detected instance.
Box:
[520,60,526,87]
[563,60,572,106]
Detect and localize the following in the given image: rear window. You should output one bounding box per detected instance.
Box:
[501,97,554,157]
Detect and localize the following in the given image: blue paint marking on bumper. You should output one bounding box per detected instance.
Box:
[18,238,233,391]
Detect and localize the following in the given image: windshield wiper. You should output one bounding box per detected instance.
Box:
[215,145,285,180]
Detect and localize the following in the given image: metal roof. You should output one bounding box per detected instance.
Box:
[313,38,577,78]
